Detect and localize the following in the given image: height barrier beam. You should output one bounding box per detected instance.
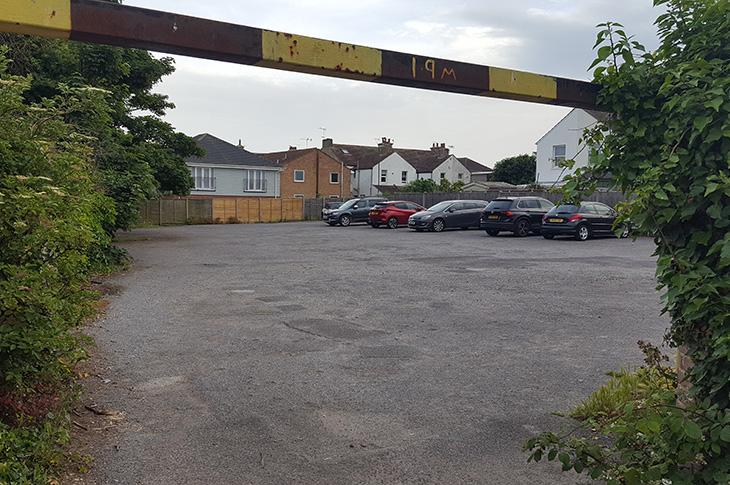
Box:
[0,0,600,110]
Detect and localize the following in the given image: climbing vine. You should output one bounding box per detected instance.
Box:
[525,0,730,482]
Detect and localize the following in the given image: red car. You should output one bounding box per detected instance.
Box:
[368,201,426,229]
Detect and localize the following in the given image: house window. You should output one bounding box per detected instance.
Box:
[381,169,387,183]
[191,167,215,190]
[294,170,305,182]
[440,172,446,179]
[330,172,339,184]
[458,173,464,180]
[401,171,408,183]
[244,170,267,192]
[294,194,304,198]
[552,145,566,167]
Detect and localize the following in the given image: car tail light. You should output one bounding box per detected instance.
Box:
[542,215,547,221]
[502,211,514,216]
[569,214,583,222]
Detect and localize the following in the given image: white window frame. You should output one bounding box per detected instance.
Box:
[440,172,446,179]
[294,170,305,182]
[380,169,387,183]
[458,173,464,180]
[191,166,215,191]
[401,171,408,183]
[330,172,339,184]
[245,170,267,192]
[552,145,566,168]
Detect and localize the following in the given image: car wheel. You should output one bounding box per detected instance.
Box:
[619,226,630,238]
[542,233,554,239]
[431,219,445,232]
[575,224,590,241]
[339,214,351,227]
[514,219,530,237]
[486,229,500,236]
[387,217,398,229]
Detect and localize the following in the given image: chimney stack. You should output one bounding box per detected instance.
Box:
[378,137,394,156]
[430,142,449,158]
[322,138,333,149]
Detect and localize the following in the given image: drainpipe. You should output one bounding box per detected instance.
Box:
[315,149,320,197]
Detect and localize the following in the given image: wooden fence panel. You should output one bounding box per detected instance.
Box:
[239,199,259,223]
[282,198,302,221]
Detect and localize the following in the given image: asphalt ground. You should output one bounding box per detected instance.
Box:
[77,220,671,484]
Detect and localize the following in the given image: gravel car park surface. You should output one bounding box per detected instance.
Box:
[74,222,670,484]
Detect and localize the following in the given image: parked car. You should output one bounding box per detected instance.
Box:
[541,201,629,241]
[325,197,387,226]
[368,200,426,228]
[480,196,555,237]
[408,200,488,232]
[321,201,343,220]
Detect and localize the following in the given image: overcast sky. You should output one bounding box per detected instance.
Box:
[125,0,664,167]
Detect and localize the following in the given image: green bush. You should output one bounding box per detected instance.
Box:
[0,46,116,483]
[524,343,730,484]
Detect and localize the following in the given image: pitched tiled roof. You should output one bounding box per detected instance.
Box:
[186,134,280,169]
[322,140,488,175]
[395,149,448,173]
[459,157,492,173]
[322,144,389,170]
[258,148,314,165]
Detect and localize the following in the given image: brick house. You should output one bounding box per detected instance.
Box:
[260,147,351,199]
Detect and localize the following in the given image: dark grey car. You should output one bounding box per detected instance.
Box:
[325,197,387,226]
[541,201,629,241]
[480,196,555,237]
[407,200,488,232]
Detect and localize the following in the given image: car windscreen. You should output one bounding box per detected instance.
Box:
[546,205,580,215]
[426,201,453,212]
[338,199,358,210]
[484,200,513,211]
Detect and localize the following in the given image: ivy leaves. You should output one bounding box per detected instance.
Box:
[528,0,730,482]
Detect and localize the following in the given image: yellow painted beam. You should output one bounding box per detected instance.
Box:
[0,0,71,39]
[486,67,557,102]
[258,30,382,81]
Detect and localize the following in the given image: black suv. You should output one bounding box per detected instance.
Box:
[480,196,555,237]
[325,197,387,226]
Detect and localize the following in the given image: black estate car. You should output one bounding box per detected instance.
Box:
[480,196,555,237]
[407,200,488,232]
[541,202,629,241]
[325,197,387,226]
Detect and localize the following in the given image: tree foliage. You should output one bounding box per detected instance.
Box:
[401,178,438,193]
[526,0,730,482]
[399,177,464,193]
[0,47,109,415]
[491,154,536,185]
[0,32,204,233]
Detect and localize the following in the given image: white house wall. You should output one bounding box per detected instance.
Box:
[535,109,597,187]
[432,156,471,184]
[376,154,417,187]
[352,168,374,197]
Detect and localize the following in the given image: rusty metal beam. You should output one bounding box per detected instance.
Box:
[0,0,600,109]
